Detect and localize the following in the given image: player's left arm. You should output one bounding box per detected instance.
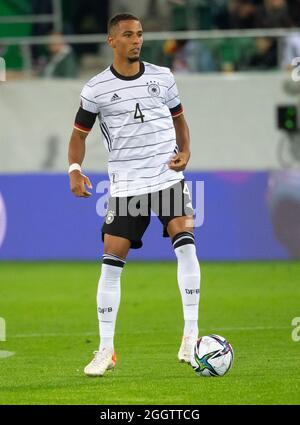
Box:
[169,113,191,171]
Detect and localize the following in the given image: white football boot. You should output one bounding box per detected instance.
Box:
[84,348,116,377]
[178,336,197,364]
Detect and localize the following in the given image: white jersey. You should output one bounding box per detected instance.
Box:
[76,61,184,197]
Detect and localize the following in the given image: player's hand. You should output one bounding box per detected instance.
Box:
[168,152,190,172]
[69,171,93,197]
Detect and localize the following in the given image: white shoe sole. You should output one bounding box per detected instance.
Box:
[84,362,115,377]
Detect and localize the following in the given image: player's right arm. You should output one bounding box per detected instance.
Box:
[68,84,98,198]
[68,128,93,197]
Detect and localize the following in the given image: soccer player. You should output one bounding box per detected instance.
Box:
[68,13,201,376]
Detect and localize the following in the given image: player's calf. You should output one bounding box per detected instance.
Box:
[173,231,200,362]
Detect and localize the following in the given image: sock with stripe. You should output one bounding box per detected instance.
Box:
[97,253,125,351]
[173,232,200,339]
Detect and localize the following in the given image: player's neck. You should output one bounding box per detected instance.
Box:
[112,59,141,78]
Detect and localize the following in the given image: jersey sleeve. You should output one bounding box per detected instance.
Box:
[74,84,98,133]
[166,71,184,118]
[80,84,99,114]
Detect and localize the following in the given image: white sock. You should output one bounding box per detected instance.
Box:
[97,254,125,351]
[173,233,200,339]
[184,319,198,338]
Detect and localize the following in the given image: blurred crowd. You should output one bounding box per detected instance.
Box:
[1,0,300,77]
[214,0,299,29]
[166,0,300,72]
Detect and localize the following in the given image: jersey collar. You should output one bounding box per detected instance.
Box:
[110,61,145,81]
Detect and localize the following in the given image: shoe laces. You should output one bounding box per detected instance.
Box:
[91,349,112,366]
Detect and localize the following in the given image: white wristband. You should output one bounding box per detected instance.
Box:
[68,163,82,174]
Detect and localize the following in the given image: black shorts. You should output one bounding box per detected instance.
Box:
[101,179,194,249]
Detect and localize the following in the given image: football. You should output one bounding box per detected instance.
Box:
[191,334,234,377]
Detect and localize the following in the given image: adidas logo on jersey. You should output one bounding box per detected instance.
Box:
[111,93,121,102]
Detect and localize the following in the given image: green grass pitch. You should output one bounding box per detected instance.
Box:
[0,261,299,405]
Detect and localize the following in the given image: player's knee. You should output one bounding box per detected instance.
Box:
[103,234,130,260]
[167,215,194,239]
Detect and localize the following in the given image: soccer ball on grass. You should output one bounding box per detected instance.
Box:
[191,334,234,377]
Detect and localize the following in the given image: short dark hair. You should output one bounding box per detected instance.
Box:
[108,13,140,34]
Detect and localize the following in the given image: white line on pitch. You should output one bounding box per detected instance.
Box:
[8,326,291,339]
[10,331,97,338]
[0,350,15,359]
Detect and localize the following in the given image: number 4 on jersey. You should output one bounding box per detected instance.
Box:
[134,103,145,123]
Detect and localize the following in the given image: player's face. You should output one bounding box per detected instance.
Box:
[108,20,143,63]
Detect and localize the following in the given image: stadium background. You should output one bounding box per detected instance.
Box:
[0,0,300,405]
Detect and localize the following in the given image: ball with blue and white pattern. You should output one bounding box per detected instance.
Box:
[191,334,234,377]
